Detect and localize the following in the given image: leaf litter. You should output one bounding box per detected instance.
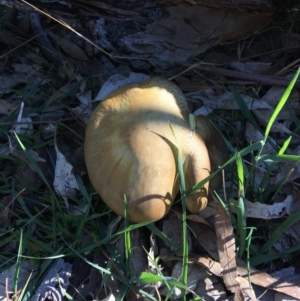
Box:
[1,1,300,300]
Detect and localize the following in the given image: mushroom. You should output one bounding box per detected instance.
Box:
[84,77,228,223]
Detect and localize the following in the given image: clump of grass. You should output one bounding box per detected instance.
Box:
[232,67,300,265]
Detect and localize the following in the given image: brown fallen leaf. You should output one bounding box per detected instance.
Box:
[162,211,191,257]
[235,276,258,301]
[160,254,223,278]
[121,4,272,62]
[213,195,241,296]
[254,110,296,135]
[48,32,90,62]
[237,258,300,300]
[187,220,219,260]
[193,256,223,277]
[186,214,210,225]
[173,209,210,225]
[188,206,300,299]
[160,254,300,299]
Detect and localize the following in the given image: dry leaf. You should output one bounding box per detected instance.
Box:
[246,123,277,154]
[53,133,87,215]
[229,195,297,219]
[160,255,226,299]
[272,219,300,254]
[186,214,210,225]
[170,262,207,297]
[49,82,80,102]
[129,229,149,276]
[160,254,300,299]
[188,220,219,260]
[194,256,223,277]
[194,275,227,301]
[48,31,90,62]
[235,276,258,301]
[0,260,38,301]
[94,73,149,102]
[214,195,240,294]
[148,233,159,272]
[254,110,295,135]
[121,5,272,62]
[73,90,93,124]
[189,89,271,116]
[0,99,18,115]
[87,18,113,53]
[237,258,300,299]
[161,211,191,257]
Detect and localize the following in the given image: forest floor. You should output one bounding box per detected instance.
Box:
[1,1,300,301]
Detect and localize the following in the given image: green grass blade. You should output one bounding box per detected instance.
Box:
[146,223,182,250]
[264,67,300,141]
[135,272,188,290]
[78,221,153,253]
[269,165,296,203]
[13,229,23,293]
[231,87,261,131]
[256,154,300,162]
[190,141,263,194]
[251,241,300,265]
[245,227,255,294]
[169,121,188,299]
[236,151,245,196]
[124,195,131,278]
[13,132,52,190]
[137,272,164,283]
[75,173,91,204]
[177,146,188,300]
[236,152,246,257]
[214,192,237,225]
[259,208,300,254]
[237,196,246,257]
[170,124,189,300]
[17,272,32,301]
[68,246,157,301]
[258,136,292,199]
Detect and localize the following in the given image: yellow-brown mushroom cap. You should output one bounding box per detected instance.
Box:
[84,77,227,222]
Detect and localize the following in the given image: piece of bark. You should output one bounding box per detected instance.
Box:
[214,196,241,295]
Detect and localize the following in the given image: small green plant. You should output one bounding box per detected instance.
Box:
[234,67,300,264]
[169,122,189,300]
